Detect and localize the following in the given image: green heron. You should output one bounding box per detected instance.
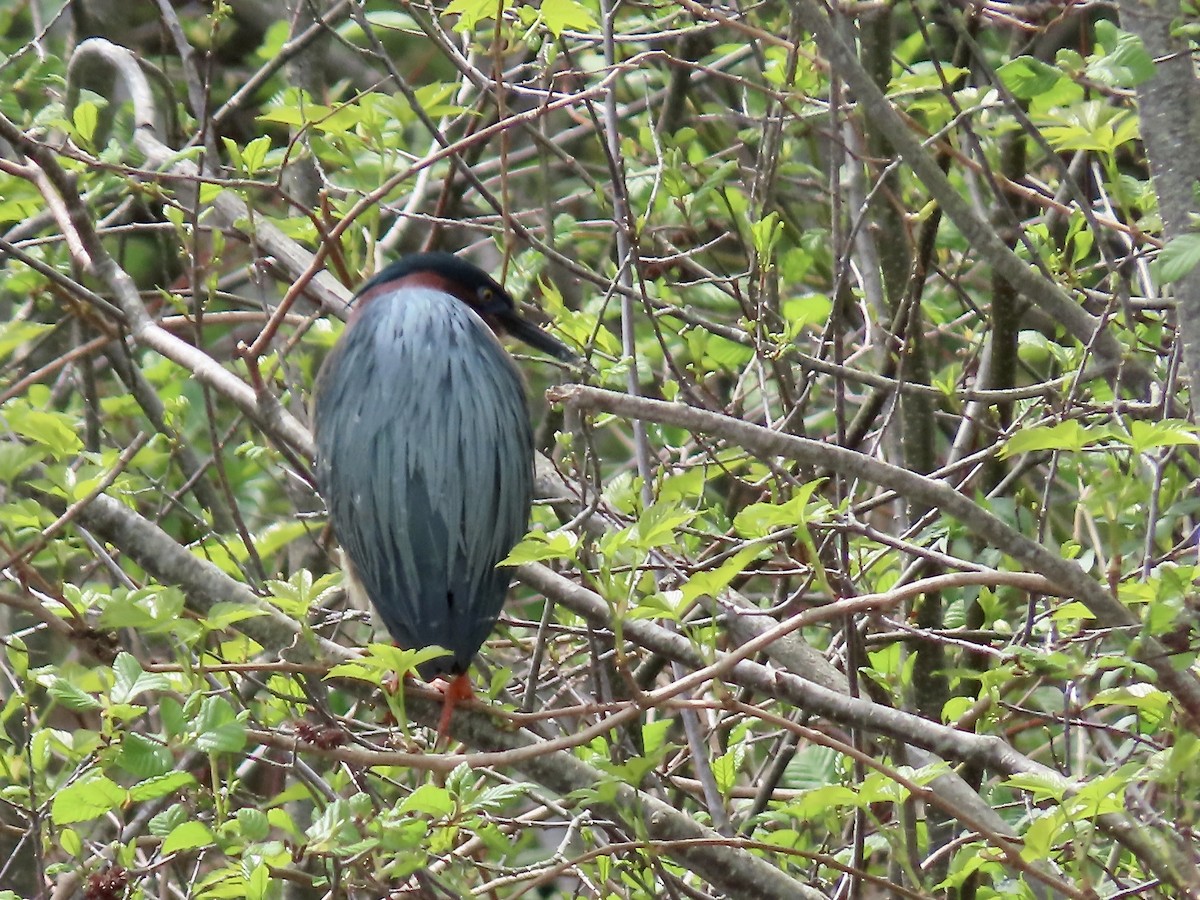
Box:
[312,252,574,732]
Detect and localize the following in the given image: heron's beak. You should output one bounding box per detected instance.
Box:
[500,311,579,363]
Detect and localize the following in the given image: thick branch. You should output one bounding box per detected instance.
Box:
[1117,0,1200,414]
[548,384,1200,728]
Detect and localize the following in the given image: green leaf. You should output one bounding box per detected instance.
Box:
[1088,22,1154,88]
[128,771,196,802]
[5,636,27,681]
[0,320,51,362]
[781,293,832,337]
[0,443,45,482]
[500,530,577,564]
[51,770,125,824]
[4,406,83,455]
[996,56,1064,99]
[750,211,783,261]
[632,501,697,550]
[399,783,455,818]
[444,0,509,31]
[240,135,272,174]
[111,652,171,704]
[72,100,99,146]
[541,0,597,35]
[202,602,268,631]
[999,420,1104,457]
[711,743,744,796]
[641,719,673,756]
[1153,233,1200,284]
[781,785,859,819]
[116,732,174,778]
[192,696,247,753]
[162,820,214,855]
[679,545,765,603]
[98,587,186,635]
[1088,684,1169,723]
[160,697,187,739]
[246,864,271,900]
[47,677,101,713]
[1120,419,1200,454]
[703,334,755,369]
[237,808,271,842]
[733,479,826,538]
[149,803,190,836]
[326,644,450,684]
[1049,601,1096,622]
[60,827,82,857]
[1003,771,1066,802]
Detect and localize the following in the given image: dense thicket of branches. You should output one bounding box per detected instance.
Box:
[2,1,1200,897]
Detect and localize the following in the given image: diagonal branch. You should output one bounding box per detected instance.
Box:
[548,383,1200,728]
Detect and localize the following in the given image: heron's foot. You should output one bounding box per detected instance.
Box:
[430,673,474,741]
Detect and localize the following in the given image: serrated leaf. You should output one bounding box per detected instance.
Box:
[47,678,101,713]
[116,732,174,778]
[5,407,82,455]
[51,771,125,824]
[444,0,509,31]
[633,501,697,550]
[541,0,597,35]
[1003,771,1066,801]
[162,820,214,855]
[781,785,859,819]
[150,804,190,836]
[680,545,765,603]
[237,808,270,842]
[999,420,1104,457]
[192,696,246,753]
[399,783,455,818]
[0,443,45,482]
[733,479,826,538]
[996,56,1063,99]
[781,293,832,337]
[500,530,577,564]
[202,602,268,630]
[711,743,745,796]
[1153,233,1200,284]
[326,644,450,683]
[246,863,271,900]
[111,652,171,704]
[160,696,187,738]
[1122,420,1200,453]
[128,771,196,802]
[1088,22,1154,88]
[1049,601,1097,622]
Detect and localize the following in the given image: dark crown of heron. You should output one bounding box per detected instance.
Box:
[355,252,514,319]
[352,252,578,364]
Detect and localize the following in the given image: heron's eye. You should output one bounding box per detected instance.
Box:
[476,286,505,313]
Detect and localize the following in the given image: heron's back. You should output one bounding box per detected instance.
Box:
[313,287,534,675]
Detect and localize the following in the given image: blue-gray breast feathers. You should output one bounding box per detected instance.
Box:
[313,286,533,675]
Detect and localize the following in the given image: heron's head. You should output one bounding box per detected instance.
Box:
[354,252,577,362]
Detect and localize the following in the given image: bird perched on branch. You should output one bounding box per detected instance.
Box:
[312,251,575,734]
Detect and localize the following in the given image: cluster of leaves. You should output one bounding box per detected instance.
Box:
[1,1,1199,898]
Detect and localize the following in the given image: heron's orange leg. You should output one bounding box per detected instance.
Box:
[431,673,474,740]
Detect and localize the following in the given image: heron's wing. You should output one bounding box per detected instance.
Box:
[313,287,532,673]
